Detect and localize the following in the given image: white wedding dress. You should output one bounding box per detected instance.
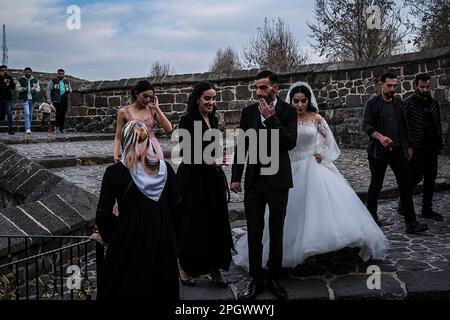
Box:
[233,120,389,269]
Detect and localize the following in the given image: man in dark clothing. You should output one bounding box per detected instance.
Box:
[362,72,428,234]
[231,70,297,300]
[0,65,16,134]
[46,68,72,133]
[400,74,444,221]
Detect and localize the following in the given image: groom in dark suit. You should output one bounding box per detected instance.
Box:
[231,70,297,300]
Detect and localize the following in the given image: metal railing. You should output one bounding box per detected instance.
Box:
[0,235,104,300]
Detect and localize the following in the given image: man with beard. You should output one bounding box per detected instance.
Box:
[231,70,297,300]
[362,72,428,234]
[400,74,444,221]
[46,69,72,134]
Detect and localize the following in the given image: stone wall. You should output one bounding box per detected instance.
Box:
[0,143,97,257]
[12,46,450,148]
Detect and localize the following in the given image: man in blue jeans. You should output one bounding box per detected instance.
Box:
[17,67,41,134]
[0,65,16,135]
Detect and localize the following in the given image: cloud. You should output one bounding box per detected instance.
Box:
[3,0,322,80]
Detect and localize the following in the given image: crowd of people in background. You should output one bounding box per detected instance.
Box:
[0,65,71,134]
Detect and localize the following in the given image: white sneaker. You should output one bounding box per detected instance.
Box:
[25,129,31,134]
[54,127,60,134]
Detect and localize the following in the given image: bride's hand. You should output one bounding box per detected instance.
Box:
[314,154,323,163]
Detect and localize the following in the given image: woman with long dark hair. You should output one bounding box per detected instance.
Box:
[176,82,233,288]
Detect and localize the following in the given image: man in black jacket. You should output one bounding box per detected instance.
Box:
[401,74,444,221]
[46,69,72,133]
[362,72,428,234]
[231,70,297,300]
[0,65,16,134]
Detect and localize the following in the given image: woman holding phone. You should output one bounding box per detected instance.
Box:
[113,80,172,162]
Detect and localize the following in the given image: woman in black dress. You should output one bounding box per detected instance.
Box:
[176,82,233,287]
[96,120,180,300]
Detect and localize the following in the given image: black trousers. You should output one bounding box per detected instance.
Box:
[54,97,68,130]
[410,144,439,211]
[244,174,288,280]
[367,147,416,223]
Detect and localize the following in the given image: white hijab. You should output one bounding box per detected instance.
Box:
[120,120,167,202]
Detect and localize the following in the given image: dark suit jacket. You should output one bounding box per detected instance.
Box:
[231,98,297,190]
[362,95,411,160]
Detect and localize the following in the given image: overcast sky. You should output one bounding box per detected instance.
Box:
[0,0,409,80]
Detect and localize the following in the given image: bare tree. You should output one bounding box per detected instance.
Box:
[404,0,450,50]
[243,17,309,70]
[150,61,174,77]
[308,0,412,62]
[209,47,242,73]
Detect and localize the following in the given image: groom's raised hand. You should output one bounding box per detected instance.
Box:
[259,98,275,119]
[230,182,242,193]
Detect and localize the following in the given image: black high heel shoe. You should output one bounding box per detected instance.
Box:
[210,270,228,288]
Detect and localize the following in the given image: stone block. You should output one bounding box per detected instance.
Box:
[426,60,439,72]
[95,96,108,108]
[220,89,235,101]
[175,93,188,104]
[346,95,361,108]
[398,271,450,299]
[349,70,362,80]
[172,104,186,112]
[329,90,338,99]
[154,104,169,113]
[280,278,329,300]
[216,102,229,111]
[70,93,84,106]
[46,181,98,222]
[224,110,241,124]
[236,86,252,100]
[338,88,349,97]
[39,194,89,230]
[68,106,87,117]
[86,94,95,107]
[438,74,450,86]
[330,274,404,300]
[19,202,71,234]
[0,207,51,235]
[5,162,42,194]
[362,70,372,79]
[403,63,420,75]
[15,170,62,203]
[157,94,175,104]
[108,96,121,108]
[434,88,447,103]
[333,72,347,81]
[316,73,331,83]
[0,153,26,183]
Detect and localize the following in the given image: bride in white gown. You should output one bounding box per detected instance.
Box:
[233,82,389,269]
